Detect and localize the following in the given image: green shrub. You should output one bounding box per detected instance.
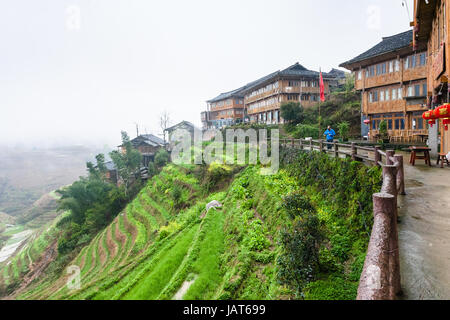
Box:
[304,276,358,300]
[159,221,181,240]
[244,219,270,252]
[204,162,233,191]
[337,121,350,142]
[277,212,323,296]
[282,191,314,219]
[155,149,170,167]
[291,124,319,139]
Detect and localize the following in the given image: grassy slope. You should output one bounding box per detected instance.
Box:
[14,154,379,300]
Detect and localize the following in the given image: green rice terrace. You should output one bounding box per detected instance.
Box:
[0,150,382,300]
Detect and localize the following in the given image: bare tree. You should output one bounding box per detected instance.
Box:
[159,110,171,144]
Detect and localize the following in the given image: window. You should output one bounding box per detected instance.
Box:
[369,92,373,103]
[380,91,385,101]
[422,83,427,96]
[369,66,375,77]
[389,61,394,73]
[376,64,382,75]
[415,84,421,97]
[357,71,362,80]
[404,57,409,70]
[418,118,424,129]
[395,60,400,72]
[373,91,378,102]
[382,63,386,74]
[407,86,413,97]
[392,88,397,100]
[410,55,417,68]
[420,53,426,66]
[398,88,403,99]
[412,112,425,130]
[385,89,390,101]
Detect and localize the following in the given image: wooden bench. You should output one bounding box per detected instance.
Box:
[409,146,432,167]
[437,152,450,168]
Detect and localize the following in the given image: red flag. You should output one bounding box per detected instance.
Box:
[319,70,325,102]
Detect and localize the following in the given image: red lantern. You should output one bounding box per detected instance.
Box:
[423,110,434,120]
[436,104,450,118]
[363,119,370,125]
[443,118,450,131]
[423,110,438,127]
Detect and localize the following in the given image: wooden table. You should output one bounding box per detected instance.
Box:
[437,152,450,168]
[409,146,432,166]
[413,134,429,143]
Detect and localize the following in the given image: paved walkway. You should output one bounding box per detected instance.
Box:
[398,152,450,300]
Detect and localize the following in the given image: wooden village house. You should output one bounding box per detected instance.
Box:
[414,0,450,155]
[165,121,200,151]
[202,87,246,129]
[120,134,166,168]
[340,30,429,143]
[201,63,345,128]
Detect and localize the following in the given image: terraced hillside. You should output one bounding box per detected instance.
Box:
[0,211,68,294]
[2,151,381,300]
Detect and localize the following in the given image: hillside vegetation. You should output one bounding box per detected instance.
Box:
[1,146,381,300]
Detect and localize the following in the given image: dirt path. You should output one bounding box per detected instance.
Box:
[173,275,197,300]
[398,152,450,300]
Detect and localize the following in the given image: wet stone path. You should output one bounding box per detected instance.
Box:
[398,152,450,300]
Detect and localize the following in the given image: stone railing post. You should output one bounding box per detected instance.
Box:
[381,166,401,299]
[394,154,406,196]
[386,150,395,165]
[351,142,357,161]
[357,192,396,300]
[375,146,381,166]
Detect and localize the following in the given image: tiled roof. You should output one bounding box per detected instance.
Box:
[207,63,328,103]
[130,134,165,147]
[207,86,247,103]
[340,30,413,67]
[104,161,116,171]
[165,120,198,132]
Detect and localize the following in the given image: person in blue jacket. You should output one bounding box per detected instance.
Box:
[323,126,336,150]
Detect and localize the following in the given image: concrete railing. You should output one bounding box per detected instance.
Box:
[281,139,405,300]
[357,150,404,300]
[280,138,386,164]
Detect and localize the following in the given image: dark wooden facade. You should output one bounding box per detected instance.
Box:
[204,91,245,129]
[414,0,450,154]
[341,31,428,142]
[202,63,340,127]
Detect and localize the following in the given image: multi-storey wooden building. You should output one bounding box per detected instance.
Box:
[120,134,166,167]
[414,0,450,154]
[202,63,339,128]
[340,30,428,142]
[243,63,331,124]
[202,87,246,129]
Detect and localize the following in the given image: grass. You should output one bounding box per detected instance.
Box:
[121,224,198,300]
[183,209,225,300]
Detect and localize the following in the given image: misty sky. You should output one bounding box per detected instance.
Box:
[0,0,414,148]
